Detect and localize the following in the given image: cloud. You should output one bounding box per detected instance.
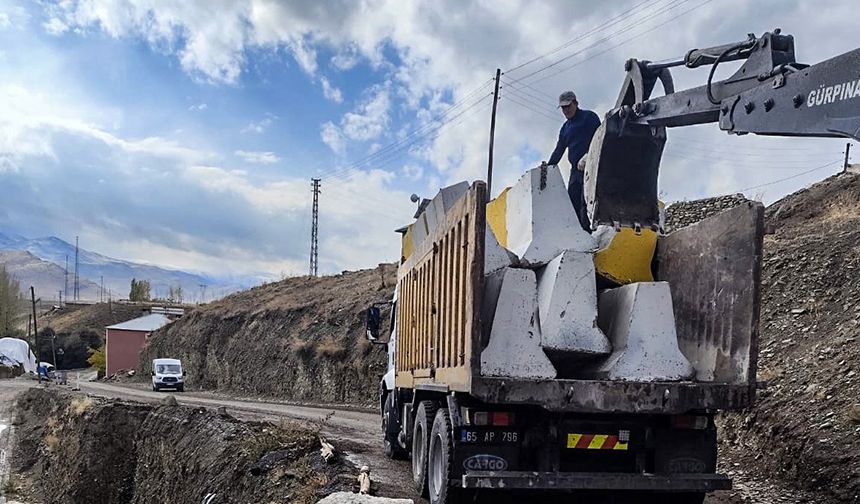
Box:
[0,12,11,29]
[188,103,207,111]
[42,17,67,35]
[342,85,390,141]
[320,77,342,103]
[234,150,280,164]
[320,121,344,155]
[241,115,275,134]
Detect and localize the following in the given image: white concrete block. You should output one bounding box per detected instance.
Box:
[317,492,413,504]
[506,165,596,267]
[412,182,469,250]
[537,251,610,356]
[592,282,695,382]
[481,268,556,379]
[484,223,517,274]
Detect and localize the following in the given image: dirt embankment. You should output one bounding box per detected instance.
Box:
[10,388,355,504]
[139,265,396,407]
[666,173,860,503]
[715,172,860,503]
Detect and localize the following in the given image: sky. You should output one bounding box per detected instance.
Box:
[0,0,856,281]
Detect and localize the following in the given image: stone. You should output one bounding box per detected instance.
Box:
[536,250,610,358]
[162,395,178,406]
[505,164,596,267]
[481,268,556,379]
[316,493,413,504]
[589,282,695,382]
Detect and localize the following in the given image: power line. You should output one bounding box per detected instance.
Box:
[312,81,494,181]
[504,0,663,76]
[525,0,714,86]
[732,160,842,193]
[317,92,493,182]
[507,0,694,86]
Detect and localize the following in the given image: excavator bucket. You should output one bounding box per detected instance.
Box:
[583,112,666,230]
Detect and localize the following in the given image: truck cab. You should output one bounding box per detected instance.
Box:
[151,358,185,392]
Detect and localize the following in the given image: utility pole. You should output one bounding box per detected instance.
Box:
[100,275,104,303]
[74,236,80,301]
[844,142,852,172]
[309,178,321,277]
[30,287,40,384]
[64,255,69,301]
[486,68,501,199]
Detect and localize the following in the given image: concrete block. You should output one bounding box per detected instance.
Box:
[506,164,596,267]
[485,223,517,274]
[317,492,413,504]
[536,251,610,358]
[590,282,694,382]
[481,268,556,379]
[413,182,469,250]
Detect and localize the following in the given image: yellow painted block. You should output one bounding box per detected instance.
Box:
[594,227,656,284]
[401,224,414,262]
[486,187,509,248]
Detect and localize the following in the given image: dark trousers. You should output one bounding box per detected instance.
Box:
[567,171,591,231]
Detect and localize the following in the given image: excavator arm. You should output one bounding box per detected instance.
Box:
[585,29,860,230]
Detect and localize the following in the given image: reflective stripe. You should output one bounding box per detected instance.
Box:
[588,435,608,449]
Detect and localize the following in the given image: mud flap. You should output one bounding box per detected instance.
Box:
[584,113,666,230]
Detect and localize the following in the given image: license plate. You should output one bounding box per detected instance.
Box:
[567,433,628,451]
[460,430,519,444]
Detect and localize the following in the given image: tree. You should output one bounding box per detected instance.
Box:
[0,265,23,338]
[129,278,151,302]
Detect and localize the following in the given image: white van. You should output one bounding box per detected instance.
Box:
[151,358,185,392]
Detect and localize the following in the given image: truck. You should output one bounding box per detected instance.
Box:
[365,31,860,504]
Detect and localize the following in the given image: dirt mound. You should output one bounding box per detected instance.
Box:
[666,173,860,503]
[717,172,860,503]
[139,264,396,407]
[12,388,356,503]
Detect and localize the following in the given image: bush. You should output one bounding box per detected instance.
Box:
[315,338,346,359]
[87,345,106,374]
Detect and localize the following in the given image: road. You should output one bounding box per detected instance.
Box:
[0,378,815,504]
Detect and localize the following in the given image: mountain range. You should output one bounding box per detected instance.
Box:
[0,232,251,302]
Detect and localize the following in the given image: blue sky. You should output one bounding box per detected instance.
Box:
[0,0,856,280]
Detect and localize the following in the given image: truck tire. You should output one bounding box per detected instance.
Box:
[647,493,705,504]
[428,408,468,504]
[383,393,408,460]
[412,400,438,497]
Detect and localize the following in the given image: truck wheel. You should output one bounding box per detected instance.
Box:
[177,385,184,392]
[383,393,408,460]
[412,401,438,497]
[647,493,705,504]
[428,408,467,504]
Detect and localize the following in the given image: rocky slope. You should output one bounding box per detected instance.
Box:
[11,388,355,504]
[716,172,860,503]
[139,264,396,407]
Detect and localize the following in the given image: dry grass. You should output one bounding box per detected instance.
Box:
[69,396,95,416]
[44,433,60,452]
[45,416,59,430]
[289,337,314,358]
[314,338,346,359]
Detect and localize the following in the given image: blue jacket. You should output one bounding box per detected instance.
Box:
[547,109,601,174]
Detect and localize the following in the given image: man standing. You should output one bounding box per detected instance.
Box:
[546,91,601,231]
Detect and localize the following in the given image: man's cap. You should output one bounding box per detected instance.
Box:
[558,91,577,107]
